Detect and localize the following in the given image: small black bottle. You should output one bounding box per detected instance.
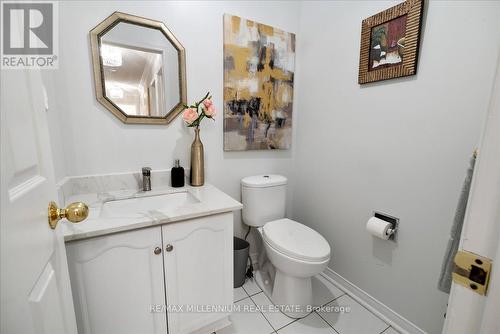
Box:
[171,159,185,188]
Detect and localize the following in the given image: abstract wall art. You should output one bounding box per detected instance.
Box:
[223,14,295,151]
[358,0,424,84]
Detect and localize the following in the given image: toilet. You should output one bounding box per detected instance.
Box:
[241,175,331,318]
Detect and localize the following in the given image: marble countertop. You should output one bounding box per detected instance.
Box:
[62,183,242,242]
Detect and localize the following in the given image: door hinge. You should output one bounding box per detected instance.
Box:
[452,250,492,296]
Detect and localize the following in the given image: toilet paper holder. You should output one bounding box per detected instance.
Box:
[373,211,399,240]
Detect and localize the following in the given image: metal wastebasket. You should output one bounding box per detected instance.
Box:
[234,237,249,288]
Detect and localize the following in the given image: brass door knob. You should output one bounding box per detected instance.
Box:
[165,244,173,252]
[48,201,89,229]
[154,247,162,255]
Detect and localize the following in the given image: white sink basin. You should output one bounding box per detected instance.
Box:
[100,192,199,218]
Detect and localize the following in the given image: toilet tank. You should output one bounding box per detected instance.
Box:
[241,175,287,227]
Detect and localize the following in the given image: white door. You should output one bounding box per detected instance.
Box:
[0,68,78,333]
[162,213,233,334]
[442,57,500,332]
[66,227,167,334]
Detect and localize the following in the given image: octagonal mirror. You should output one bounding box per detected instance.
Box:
[90,12,186,124]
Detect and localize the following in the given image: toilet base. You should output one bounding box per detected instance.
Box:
[253,228,329,319]
[271,270,312,318]
[255,269,311,319]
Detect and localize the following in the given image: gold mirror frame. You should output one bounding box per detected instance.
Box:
[90,12,187,124]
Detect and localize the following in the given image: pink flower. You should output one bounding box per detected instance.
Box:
[204,105,216,117]
[183,108,198,124]
[203,98,213,108]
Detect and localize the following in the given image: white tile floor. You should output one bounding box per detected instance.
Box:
[218,274,400,334]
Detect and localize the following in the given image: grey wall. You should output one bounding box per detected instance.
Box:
[291,1,500,333]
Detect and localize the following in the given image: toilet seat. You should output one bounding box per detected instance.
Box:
[263,219,330,263]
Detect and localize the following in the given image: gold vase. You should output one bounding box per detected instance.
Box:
[190,127,204,186]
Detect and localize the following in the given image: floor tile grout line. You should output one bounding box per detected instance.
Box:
[320,292,347,308]
[379,325,391,334]
[272,314,302,333]
[272,292,348,333]
[238,275,370,334]
[249,291,296,333]
[340,293,391,329]
[314,310,341,334]
[240,285,250,296]
[233,296,248,303]
[234,286,250,301]
[248,290,264,297]
[243,281,347,333]
[322,293,392,333]
[242,286,263,297]
[234,295,251,303]
[246,289,277,333]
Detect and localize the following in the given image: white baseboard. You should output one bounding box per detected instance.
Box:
[321,268,427,334]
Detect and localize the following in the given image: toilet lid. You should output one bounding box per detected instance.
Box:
[263,219,331,262]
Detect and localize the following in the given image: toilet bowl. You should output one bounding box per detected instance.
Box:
[241,175,331,318]
[260,219,330,317]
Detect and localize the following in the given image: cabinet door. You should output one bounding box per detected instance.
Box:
[66,227,167,334]
[162,213,233,334]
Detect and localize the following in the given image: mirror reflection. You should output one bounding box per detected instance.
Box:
[91,12,186,124]
[100,22,180,117]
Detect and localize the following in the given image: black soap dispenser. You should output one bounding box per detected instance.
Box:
[171,159,185,188]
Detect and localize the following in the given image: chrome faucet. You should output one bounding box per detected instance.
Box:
[142,167,152,191]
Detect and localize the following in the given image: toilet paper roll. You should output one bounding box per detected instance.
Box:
[366,217,392,240]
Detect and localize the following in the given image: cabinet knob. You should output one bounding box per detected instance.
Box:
[165,244,174,252]
[154,247,162,255]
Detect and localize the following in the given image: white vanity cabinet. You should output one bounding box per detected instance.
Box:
[66,226,167,334]
[162,214,233,334]
[66,212,233,334]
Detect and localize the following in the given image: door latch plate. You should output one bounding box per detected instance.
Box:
[452,250,492,295]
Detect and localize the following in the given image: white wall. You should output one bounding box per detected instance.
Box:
[292,1,500,333]
[45,1,300,243]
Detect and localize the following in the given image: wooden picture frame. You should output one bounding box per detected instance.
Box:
[358,0,424,84]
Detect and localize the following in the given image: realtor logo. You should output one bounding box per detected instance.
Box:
[1,1,58,69]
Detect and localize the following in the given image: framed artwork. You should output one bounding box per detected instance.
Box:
[358,0,424,84]
[223,14,295,151]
